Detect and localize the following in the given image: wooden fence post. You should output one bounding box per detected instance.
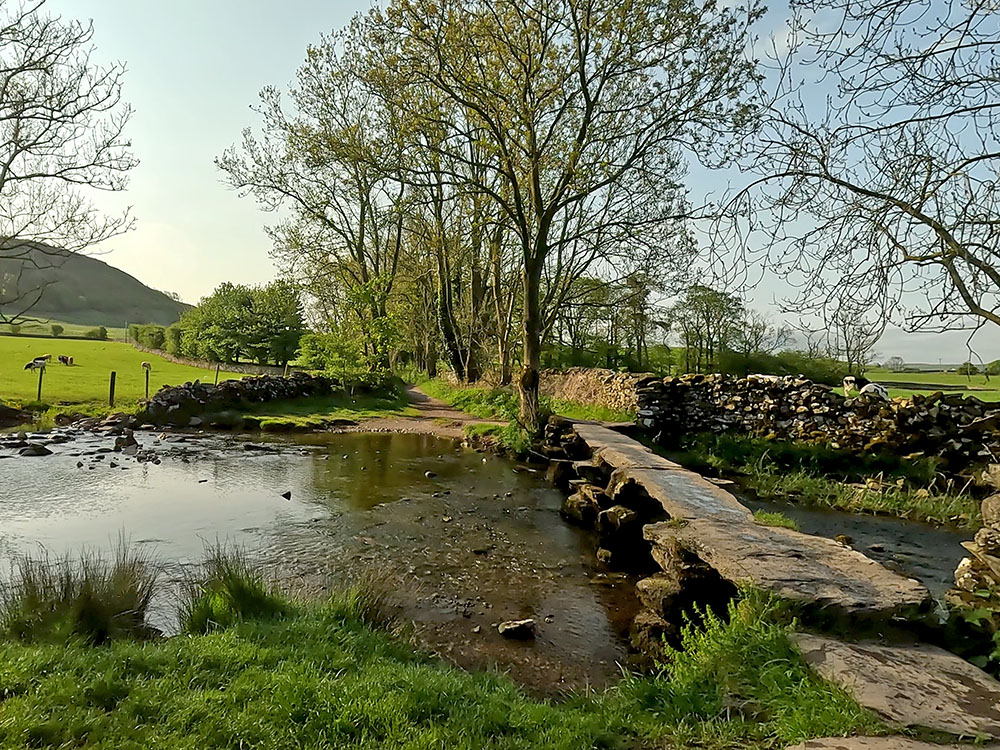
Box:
[109,371,117,408]
[214,363,220,385]
[145,368,150,400]
[36,367,44,402]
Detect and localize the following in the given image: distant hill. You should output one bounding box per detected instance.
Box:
[0,244,190,327]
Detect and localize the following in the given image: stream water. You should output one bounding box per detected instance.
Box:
[0,428,636,695]
[0,427,974,693]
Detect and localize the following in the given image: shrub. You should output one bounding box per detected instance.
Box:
[0,541,160,645]
[164,324,182,355]
[85,326,108,340]
[9,323,21,335]
[127,324,141,342]
[298,332,369,378]
[181,545,287,634]
[50,323,63,337]
[718,350,849,386]
[138,324,166,350]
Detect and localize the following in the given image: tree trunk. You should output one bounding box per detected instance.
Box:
[519,259,543,433]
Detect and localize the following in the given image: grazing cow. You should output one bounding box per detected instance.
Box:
[859,382,891,400]
[23,358,46,371]
[58,355,71,365]
[843,375,890,401]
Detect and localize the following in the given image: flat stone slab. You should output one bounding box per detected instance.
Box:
[573,423,683,472]
[788,738,1000,749]
[793,633,1000,739]
[610,466,754,524]
[645,519,930,619]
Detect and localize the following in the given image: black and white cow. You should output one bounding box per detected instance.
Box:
[843,375,890,401]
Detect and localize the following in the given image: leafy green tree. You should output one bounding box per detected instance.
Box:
[50,324,63,337]
[959,362,979,376]
[375,0,759,430]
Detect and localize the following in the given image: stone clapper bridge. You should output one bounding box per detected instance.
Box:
[543,419,1000,749]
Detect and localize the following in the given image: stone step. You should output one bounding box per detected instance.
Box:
[792,633,1000,739]
[644,519,931,621]
[572,422,930,622]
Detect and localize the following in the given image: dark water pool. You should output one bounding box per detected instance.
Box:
[742,495,971,600]
[0,429,636,694]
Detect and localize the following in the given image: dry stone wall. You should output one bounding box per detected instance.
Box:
[540,368,644,415]
[136,372,339,426]
[638,373,1000,474]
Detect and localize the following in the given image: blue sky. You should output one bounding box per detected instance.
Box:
[42,0,1000,363]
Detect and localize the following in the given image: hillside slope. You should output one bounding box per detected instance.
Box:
[0,244,189,327]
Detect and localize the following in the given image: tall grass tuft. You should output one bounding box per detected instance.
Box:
[326,568,400,632]
[0,540,160,644]
[633,588,882,745]
[181,545,288,634]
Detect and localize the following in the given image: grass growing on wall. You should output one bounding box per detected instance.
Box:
[753,510,800,531]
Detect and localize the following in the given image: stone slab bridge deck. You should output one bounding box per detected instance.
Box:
[567,422,1000,743]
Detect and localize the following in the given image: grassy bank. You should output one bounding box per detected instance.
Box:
[0,337,243,415]
[0,544,882,749]
[416,377,635,423]
[239,389,417,431]
[416,377,633,453]
[868,367,1000,402]
[654,433,980,528]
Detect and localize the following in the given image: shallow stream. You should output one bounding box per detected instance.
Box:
[0,428,636,694]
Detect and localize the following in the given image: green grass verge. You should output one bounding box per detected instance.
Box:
[0,581,882,749]
[464,423,533,454]
[0,337,243,414]
[753,510,800,531]
[241,391,417,430]
[869,367,1000,401]
[653,433,980,528]
[416,378,635,424]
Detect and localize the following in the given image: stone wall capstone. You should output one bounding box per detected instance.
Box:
[540,368,645,415]
[638,373,1000,473]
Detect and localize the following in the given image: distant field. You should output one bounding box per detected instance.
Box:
[3,318,127,340]
[0,338,242,412]
[868,367,1000,402]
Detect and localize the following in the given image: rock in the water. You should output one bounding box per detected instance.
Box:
[792,633,1000,739]
[424,470,437,479]
[280,491,292,501]
[19,444,52,456]
[497,619,536,639]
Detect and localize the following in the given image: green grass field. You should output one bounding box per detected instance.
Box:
[4,318,127,340]
[0,337,243,413]
[868,367,1000,401]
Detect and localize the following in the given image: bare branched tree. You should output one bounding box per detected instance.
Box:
[727,0,1000,337]
[0,0,135,323]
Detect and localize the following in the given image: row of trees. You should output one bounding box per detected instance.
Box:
[217,0,761,430]
[6,0,1000,429]
[128,281,305,366]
